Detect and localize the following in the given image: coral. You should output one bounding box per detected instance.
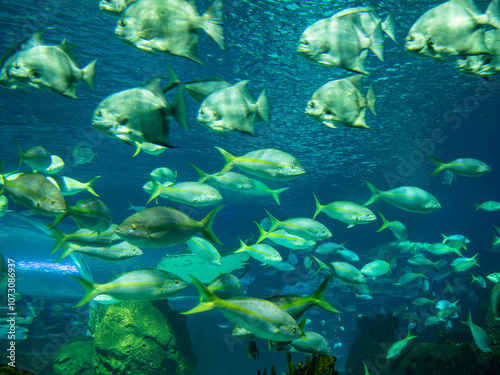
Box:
[258,351,341,375]
[92,300,197,375]
[52,337,94,375]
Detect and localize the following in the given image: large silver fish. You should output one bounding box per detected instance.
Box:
[6,30,96,98]
[455,29,500,76]
[297,8,385,74]
[405,0,500,60]
[197,80,269,136]
[115,0,224,63]
[306,75,376,129]
[91,78,188,148]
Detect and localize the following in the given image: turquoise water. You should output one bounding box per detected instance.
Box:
[0,0,499,374]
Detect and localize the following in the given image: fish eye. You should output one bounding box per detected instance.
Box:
[130,224,136,229]
[174,280,179,284]
[31,71,41,78]
[118,117,128,125]
[310,101,315,107]
[291,327,297,332]
[51,200,56,205]
[199,109,204,114]
[95,110,102,116]
[118,19,126,27]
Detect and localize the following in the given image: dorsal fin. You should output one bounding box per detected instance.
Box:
[141,78,168,108]
[345,75,364,92]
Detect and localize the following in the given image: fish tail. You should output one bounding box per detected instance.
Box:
[474,203,479,212]
[362,180,381,206]
[271,187,289,206]
[426,156,445,175]
[81,59,97,91]
[376,211,389,232]
[49,227,67,254]
[366,83,377,116]
[132,141,142,157]
[256,89,270,123]
[49,213,68,229]
[265,209,279,232]
[54,243,74,263]
[312,193,323,220]
[202,0,224,50]
[312,255,330,275]
[254,221,267,244]
[487,0,500,29]
[214,147,235,174]
[368,23,385,62]
[172,85,190,132]
[311,275,340,313]
[146,178,162,205]
[189,163,208,183]
[201,205,224,244]
[234,237,248,253]
[68,275,100,308]
[441,233,449,243]
[181,275,218,314]
[86,175,101,197]
[382,13,396,42]
[15,141,24,171]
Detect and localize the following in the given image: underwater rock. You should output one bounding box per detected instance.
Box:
[258,351,340,375]
[93,300,197,375]
[52,337,94,375]
[356,314,400,339]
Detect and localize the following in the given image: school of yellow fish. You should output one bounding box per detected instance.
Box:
[1,0,500,362]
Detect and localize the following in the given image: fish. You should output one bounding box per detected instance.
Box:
[146,180,223,207]
[0,172,67,218]
[0,195,10,217]
[397,271,428,285]
[49,225,124,254]
[315,242,346,255]
[363,181,441,214]
[289,331,332,355]
[184,77,232,104]
[298,9,385,74]
[42,155,65,174]
[235,238,282,265]
[100,0,132,18]
[264,210,332,241]
[54,241,144,262]
[305,75,376,129]
[492,282,500,318]
[426,156,491,177]
[386,329,418,359]
[313,194,376,227]
[470,272,486,288]
[337,249,359,262]
[15,141,51,171]
[441,170,456,185]
[215,147,305,181]
[425,315,445,326]
[48,175,100,197]
[186,236,223,267]
[0,30,37,90]
[127,201,146,212]
[115,0,224,63]
[487,273,500,283]
[407,254,441,269]
[377,212,408,241]
[150,167,177,184]
[324,261,366,286]
[190,164,254,192]
[441,233,469,249]
[197,80,269,136]
[241,179,289,205]
[132,142,167,157]
[475,200,500,212]
[70,268,188,307]
[115,205,223,248]
[207,273,244,299]
[405,0,500,60]
[435,300,460,310]
[360,260,391,278]
[450,254,479,273]
[73,145,97,165]
[411,297,437,306]
[55,198,112,232]
[183,275,304,342]
[455,29,500,76]
[427,243,464,257]
[91,78,188,148]
[246,340,259,361]
[334,6,396,42]
[6,30,96,98]
[461,309,492,353]
[255,223,316,250]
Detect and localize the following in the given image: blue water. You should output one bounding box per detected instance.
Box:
[1,0,500,374]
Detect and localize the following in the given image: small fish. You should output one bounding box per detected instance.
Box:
[475,200,500,212]
[127,201,146,212]
[55,198,112,233]
[116,205,223,248]
[150,167,177,185]
[313,194,376,227]
[427,243,464,257]
[48,175,100,197]
[197,80,269,136]
[355,294,373,300]
[100,0,131,18]
[386,329,417,359]
[190,164,254,192]
[15,141,51,171]
[207,273,244,299]
[54,241,143,262]
[265,210,332,241]
[241,178,289,205]
[215,147,305,181]
[246,340,259,361]
[183,275,304,342]
[49,225,124,254]
[363,181,441,213]
[306,75,376,129]
[426,156,491,177]
[435,300,459,310]
[461,309,492,353]
[146,179,223,207]
[487,272,500,283]
[411,297,437,306]
[132,142,167,157]
[360,260,391,278]
[235,238,282,265]
[326,261,366,286]
[255,223,316,250]
[337,249,359,262]
[425,315,445,326]
[42,155,65,174]
[470,272,486,288]
[186,236,223,267]
[441,233,469,249]
[315,242,346,255]
[451,254,479,273]
[290,331,332,355]
[73,145,97,165]
[397,271,428,285]
[0,195,10,217]
[377,212,408,241]
[407,254,441,269]
[70,268,187,307]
